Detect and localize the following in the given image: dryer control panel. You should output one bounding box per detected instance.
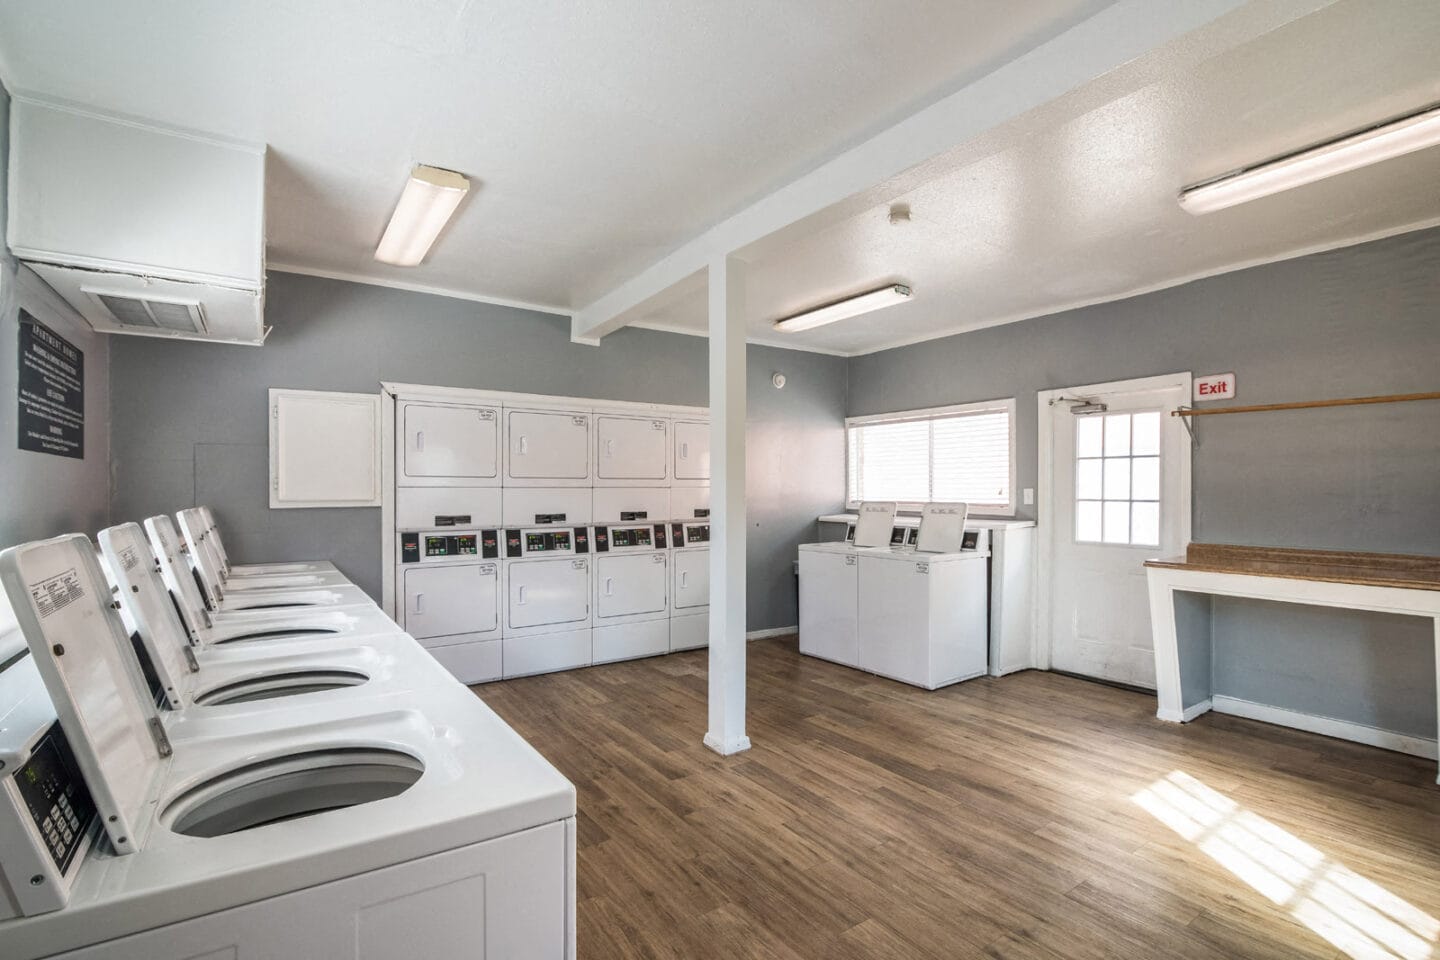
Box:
[400,529,499,563]
[673,523,710,547]
[593,524,663,552]
[506,527,587,558]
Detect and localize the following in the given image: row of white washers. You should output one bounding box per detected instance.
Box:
[797,502,991,690]
[391,392,714,684]
[0,507,575,959]
[396,518,712,682]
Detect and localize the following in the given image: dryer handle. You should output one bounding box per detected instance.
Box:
[415,430,425,452]
[605,439,614,458]
[680,441,688,460]
[517,585,527,605]
[680,571,688,588]
[518,436,528,456]
[604,576,613,596]
[413,593,424,614]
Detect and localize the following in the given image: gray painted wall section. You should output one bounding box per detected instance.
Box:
[849,227,1440,739]
[109,272,847,628]
[0,81,111,550]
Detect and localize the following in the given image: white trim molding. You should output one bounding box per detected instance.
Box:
[746,626,797,641]
[1211,696,1438,762]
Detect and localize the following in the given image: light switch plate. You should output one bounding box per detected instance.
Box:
[1023,488,1034,505]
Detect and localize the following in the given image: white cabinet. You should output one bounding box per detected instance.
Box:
[504,409,590,485]
[672,550,710,611]
[269,389,381,508]
[672,420,710,483]
[396,487,502,530]
[402,563,500,643]
[399,402,499,485]
[797,546,859,666]
[502,488,592,526]
[595,415,668,482]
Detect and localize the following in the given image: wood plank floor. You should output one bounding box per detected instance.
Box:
[476,637,1440,960]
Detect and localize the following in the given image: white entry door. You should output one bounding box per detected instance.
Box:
[1042,374,1190,688]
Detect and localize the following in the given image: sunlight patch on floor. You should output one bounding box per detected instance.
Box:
[1133,770,1437,960]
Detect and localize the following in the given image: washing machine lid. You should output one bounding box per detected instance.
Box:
[145,513,212,641]
[0,534,167,857]
[852,501,897,548]
[916,502,968,554]
[99,522,197,707]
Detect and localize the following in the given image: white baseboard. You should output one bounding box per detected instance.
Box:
[1157,699,1213,723]
[1211,695,1438,761]
[746,626,797,641]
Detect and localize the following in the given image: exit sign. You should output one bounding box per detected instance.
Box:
[1194,373,1236,401]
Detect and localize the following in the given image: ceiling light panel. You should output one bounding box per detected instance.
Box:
[374,165,470,266]
[773,284,912,333]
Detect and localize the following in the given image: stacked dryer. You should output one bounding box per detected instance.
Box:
[394,399,504,683]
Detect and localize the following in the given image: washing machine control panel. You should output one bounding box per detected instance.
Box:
[400,529,499,563]
[507,528,577,557]
[13,721,96,874]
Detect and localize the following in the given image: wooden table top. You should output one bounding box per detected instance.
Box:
[1144,542,1440,592]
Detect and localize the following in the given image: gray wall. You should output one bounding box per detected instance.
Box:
[109,271,847,629]
[0,81,111,550]
[849,227,1440,738]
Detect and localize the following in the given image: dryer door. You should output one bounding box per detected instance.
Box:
[402,403,499,481]
[673,420,710,480]
[596,415,667,481]
[506,410,589,480]
[672,549,710,610]
[508,558,589,629]
[403,563,499,641]
[596,553,667,619]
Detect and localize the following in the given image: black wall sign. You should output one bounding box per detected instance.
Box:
[17,310,85,460]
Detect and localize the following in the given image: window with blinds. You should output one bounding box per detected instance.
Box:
[846,399,1015,513]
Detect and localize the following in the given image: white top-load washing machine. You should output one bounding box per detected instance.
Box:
[590,522,669,664]
[796,502,897,666]
[396,527,503,685]
[501,525,593,678]
[98,523,439,717]
[668,519,710,652]
[195,505,339,578]
[145,515,400,645]
[0,534,577,959]
[175,509,373,611]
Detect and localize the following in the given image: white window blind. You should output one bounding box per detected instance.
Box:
[846,399,1015,512]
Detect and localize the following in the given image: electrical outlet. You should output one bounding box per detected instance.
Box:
[1023,488,1034,505]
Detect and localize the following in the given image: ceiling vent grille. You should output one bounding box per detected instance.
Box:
[85,291,206,334]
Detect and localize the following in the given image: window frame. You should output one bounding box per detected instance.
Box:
[844,396,1018,516]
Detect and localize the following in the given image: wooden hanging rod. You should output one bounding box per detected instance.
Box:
[1172,390,1440,417]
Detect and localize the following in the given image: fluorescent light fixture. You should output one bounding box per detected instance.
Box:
[374,165,470,265]
[773,284,912,333]
[1179,102,1440,215]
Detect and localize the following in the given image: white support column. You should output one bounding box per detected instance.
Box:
[705,253,750,756]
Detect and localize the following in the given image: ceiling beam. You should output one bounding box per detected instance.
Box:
[571,0,1338,344]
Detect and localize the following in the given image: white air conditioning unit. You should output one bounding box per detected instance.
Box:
[7,97,268,345]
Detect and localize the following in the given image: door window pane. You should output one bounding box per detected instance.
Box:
[1103,458,1131,500]
[1076,459,1102,499]
[1131,502,1160,546]
[1103,414,1131,457]
[1103,501,1130,543]
[1132,457,1160,501]
[1132,411,1161,456]
[1076,501,1102,542]
[1076,417,1103,458]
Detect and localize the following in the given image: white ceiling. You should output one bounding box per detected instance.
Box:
[0,0,1116,312]
[626,0,1440,355]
